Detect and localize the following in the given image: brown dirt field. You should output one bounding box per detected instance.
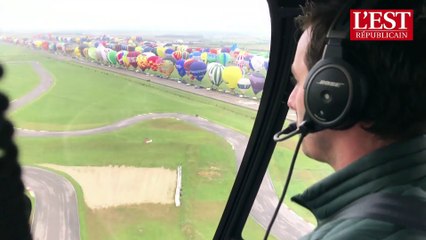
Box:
[42,164,177,209]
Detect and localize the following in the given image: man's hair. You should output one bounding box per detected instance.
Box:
[295,0,426,140]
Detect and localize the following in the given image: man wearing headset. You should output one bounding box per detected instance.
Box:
[287,0,426,239]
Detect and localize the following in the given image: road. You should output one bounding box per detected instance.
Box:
[13,57,310,240]
[22,167,80,240]
[9,61,81,240]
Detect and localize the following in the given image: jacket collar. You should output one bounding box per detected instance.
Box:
[291,134,426,224]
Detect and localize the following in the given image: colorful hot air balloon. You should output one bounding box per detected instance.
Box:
[156,47,166,58]
[181,51,189,60]
[136,54,149,71]
[190,51,201,61]
[88,47,97,61]
[107,51,118,65]
[184,58,196,77]
[249,72,266,95]
[122,51,130,68]
[250,56,266,72]
[147,56,162,71]
[217,52,231,66]
[200,52,208,63]
[165,48,174,56]
[175,59,186,79]
[189,61,207,81]
[82,48,89,58]
[208,63,225,88]
[135,46,143,53]
[237,77,251,94]
[127,51,141,68]
[222,66,242,90]
[41,41,49,50]
[159,60,175,78]
[116,50,127,65]
[74,47,81,57]
[207,53,217,63]
[172,51,182,60]
[96,44,106,62]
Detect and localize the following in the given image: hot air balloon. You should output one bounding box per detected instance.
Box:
[181,51,189,60]
[249,72,266,95]
[217,52,231,66]
[82,48,89,58]
[200,52,208,63]
[235,54,246,71]
[237,77,251,95]
[159,60,175,78]
[222,66,242,90]
[172,51,182,60]
[88,47,97,61]
[209,48,219,54]
[207,53,217,63]
[74,47,81,57]
[126,51,140,68]
[175,59,186,79]
[142,52,155,59]
[208,63,225,88]
[156,47,166,58]
[264,60,269,71]
[136,54,149,71]
[190,51,201,61]
[184,58,196,78]
[250,56,266,72]
[116,50,127,65]
[41,41,49,50]
[165,48,174,56]
[96,44,106,62]
[49,42,57,52]
[135,46,143,53]
[122,51,130,68]
[147,56,162,71]
[107,51,118,65]
[189,61,207,81]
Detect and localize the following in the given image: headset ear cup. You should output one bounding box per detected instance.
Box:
[304,58,366,131]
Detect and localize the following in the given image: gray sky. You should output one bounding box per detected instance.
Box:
[0,0,271,36]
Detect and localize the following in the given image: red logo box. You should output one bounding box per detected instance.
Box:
[350,9,413,41]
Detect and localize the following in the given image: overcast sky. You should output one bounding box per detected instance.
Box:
[0,0,271,36]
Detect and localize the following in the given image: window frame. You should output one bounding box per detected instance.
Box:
[214,0,304,239]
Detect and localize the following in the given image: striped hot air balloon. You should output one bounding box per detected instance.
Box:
[172,51,182,60]
[237,77,251,94]
[208,63,225,88]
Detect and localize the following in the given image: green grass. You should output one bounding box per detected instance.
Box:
[0,63,40,100]
[1,43,334,238]
[18,119,237,240]
[7,57,256,134]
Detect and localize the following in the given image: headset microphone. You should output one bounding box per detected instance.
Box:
[273,120,312,142]
[267,122,308,239]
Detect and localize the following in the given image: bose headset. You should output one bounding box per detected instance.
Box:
[302,0,369,133]
[267,0,372,239]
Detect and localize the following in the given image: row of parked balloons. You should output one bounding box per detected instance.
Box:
[3,37,268,94]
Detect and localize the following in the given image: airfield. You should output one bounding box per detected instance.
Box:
[0,40,330,240]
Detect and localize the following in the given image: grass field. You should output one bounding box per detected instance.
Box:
[0,62,40,100]
[0,43,332,238]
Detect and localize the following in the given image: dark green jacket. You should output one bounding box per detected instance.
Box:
[292,135,426,240]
